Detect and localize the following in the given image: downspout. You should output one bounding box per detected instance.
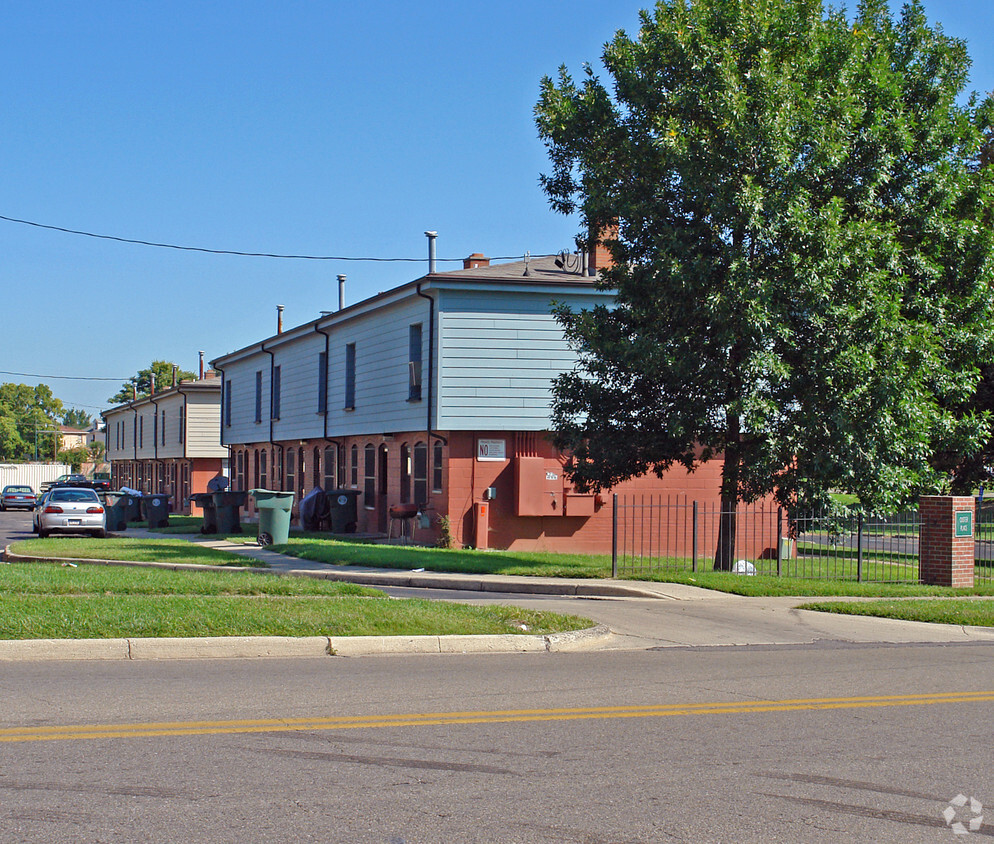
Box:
[314,321,342,482]
[261,341,282,489]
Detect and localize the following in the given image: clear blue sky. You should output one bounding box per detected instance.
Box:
[2,0,991,420]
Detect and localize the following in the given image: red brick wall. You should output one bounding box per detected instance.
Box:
[443,431,777,557]
[919,496,975,588]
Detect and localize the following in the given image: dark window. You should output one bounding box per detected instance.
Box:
[260,449,268,490]
[323,446,336,491]
[363,444,376,507]
[255,371,263,423]
[413,442,428,507]
[350,444,358,488]
[286,445,295,494]
[161,411,166,445]
[224,383,232,427]
[139,416,144,449]
[254,449,260,491]
[408,323,422,401]
[272,366,282,420]
[400,443,411,503]
[313,446,321,488]
[317,352,328,414]
[344,343,356,409]
[432,440,443,493]
[178,405,185,444]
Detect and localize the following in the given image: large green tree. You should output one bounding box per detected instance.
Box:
[0,383,64,460]
[62,408,93,429]
[109,361,197,405]
[535,0,994,568]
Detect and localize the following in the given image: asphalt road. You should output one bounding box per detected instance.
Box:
[2,644,993,843]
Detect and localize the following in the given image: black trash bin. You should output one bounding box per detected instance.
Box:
[190,492,217,534]
[118,491,143,523]
[326,489,360,533]
[103,491,129,532]
[213,490,246,534]
[141,493,170,529]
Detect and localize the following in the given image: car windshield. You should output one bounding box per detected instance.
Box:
[50,490,99,503]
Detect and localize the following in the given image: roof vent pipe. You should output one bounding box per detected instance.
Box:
[198,351,205,380]
[277,304,285,335]
[338,274,346,311]
[172,365,178,387]
[425,231,437,275]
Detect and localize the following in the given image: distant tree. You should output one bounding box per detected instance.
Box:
[60,445,91,473]
[0,383,64,461]
[108,361,197,405]
[88,439,106,461]
[535,0,994,568]
[62,408,93,429]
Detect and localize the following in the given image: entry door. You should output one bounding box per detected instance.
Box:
[377,445,389,533]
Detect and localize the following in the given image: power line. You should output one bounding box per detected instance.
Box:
[0,370,127,382]
[0,214,550,263]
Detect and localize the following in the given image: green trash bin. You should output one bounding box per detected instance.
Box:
[141,493,170,529]
[189,493,217,533]
[250,489,295,546]
[102,491,129,532]
[326,489,361,533]
[213,490,246,534]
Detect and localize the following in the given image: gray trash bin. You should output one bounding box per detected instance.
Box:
[103,491,129,532]
[326,489,361,533]
[249,489,295,546]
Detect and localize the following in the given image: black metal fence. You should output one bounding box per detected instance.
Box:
[610,495,967,584]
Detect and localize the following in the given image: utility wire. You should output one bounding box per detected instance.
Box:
[0,370,128,382]
[0,214,553,262]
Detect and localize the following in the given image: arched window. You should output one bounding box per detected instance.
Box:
[432,440,443,493]
[413,442,428,506]
[363,444,376,508]
[298,447,305,496]
[313,446,322,489]
[350,444,359,488]
[324,445,336,491]
[260,449,268,490]
[285,446,296,494]
[400,443,411,503]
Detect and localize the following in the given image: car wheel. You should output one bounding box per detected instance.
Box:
[38,528,50,538]
[92,529,106,538]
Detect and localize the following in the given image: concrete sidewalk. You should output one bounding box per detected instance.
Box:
[5,529,994,660]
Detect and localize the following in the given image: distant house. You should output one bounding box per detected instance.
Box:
[101,374,227,514]
[210,247,742,553]
[59,426,88,451]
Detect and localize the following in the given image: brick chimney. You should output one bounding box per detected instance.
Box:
[463,253,490,269]
[588,223,618,275]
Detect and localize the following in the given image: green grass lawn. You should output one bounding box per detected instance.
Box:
[798,598,994,627]
[0,562,591,640]
[11,537,260,566]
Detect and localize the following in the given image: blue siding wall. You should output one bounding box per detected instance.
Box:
[436,288,605,431]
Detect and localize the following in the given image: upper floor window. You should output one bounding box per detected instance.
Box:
[160,411,166,445]
[432,440,443,493]
[408,323,422,401]
[317,352,328,414]
[323,445,336,491]
[413,442,428,507]
[363,444,376,508]
[255,371,263,423]
[272,365,282,421]
[224,382,232,427]
[344,343,356,410]
[350,444,359,488]
[179,404,185,444]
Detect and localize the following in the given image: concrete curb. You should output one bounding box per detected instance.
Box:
[0,627,614,662]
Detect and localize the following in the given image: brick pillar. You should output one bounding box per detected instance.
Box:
[919,496,975,587]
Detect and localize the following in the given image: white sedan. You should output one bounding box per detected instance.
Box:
[33,488,106,538]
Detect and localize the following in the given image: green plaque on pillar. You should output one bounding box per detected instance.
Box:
[955,510,973,537]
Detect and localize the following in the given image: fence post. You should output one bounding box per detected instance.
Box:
[692,501,698,573]
[776,507,783,577]
[611,494,618,579]
[857,512,863,583]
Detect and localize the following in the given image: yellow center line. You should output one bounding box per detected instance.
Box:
[3,691,992,744]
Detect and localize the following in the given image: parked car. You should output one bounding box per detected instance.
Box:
[32,487,106,538]
[1,485,37,511]
[40,474,86,493]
